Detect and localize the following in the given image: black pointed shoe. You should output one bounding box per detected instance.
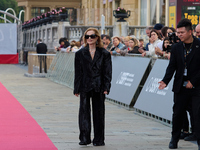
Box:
[79,141,91,145]
[93,142,105,146]
[169,138,178,149]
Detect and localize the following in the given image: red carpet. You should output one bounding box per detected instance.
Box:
[0,54,19,64]
[0,83,58,150]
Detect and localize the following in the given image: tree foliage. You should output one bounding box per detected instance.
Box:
[0,0,24,22]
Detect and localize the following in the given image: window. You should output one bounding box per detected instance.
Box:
[115,0,120,9]
[31,7,50,18]
[150,0,157,25]
[140,0,147,25]
[159,0,165,25]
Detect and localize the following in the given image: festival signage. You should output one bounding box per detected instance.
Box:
[171,0,200,28]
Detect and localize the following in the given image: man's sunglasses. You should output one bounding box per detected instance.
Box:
[85,34,97,39]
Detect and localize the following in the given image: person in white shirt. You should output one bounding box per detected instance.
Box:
[142,29,162,57]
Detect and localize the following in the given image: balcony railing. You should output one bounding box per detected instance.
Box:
[22,22,148,52]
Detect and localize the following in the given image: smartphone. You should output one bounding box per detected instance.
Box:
[183,81,188,87]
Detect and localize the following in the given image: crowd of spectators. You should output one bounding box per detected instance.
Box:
[55,23,200,60]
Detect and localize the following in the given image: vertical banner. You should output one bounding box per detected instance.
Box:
[169,0,177,28]
[0,24,17,54]
[169,6,176,28]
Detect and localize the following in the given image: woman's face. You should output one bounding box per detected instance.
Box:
[164,40,170,48]
[113,38,120,47]
[124,39,129,47]
[150,31,158,42]
[61,41,65,46]
[129,40,135,48]
[85,30,98,45]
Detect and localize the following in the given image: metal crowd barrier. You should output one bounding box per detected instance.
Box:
[27,53,56,76]
[47,52,75,89]
[46,52,174,126]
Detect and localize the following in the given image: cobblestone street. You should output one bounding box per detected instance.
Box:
[0,64,197,150]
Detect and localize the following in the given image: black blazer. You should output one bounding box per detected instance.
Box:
[73,46,112,94]
[162,37,200,93]
[36,43,47,54]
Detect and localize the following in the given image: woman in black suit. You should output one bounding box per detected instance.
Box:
[74,28,112,146]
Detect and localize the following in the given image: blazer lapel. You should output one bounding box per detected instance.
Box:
[179,42,185,65]
[82,47,92,63]
[92,47,102,66]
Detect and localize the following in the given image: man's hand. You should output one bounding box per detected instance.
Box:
[75,93,79,97]
[186,81,193,89]
[158,81,167,90]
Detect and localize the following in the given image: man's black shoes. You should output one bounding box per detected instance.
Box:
[169,138,178,149]
[197,140,200,150]
[184,134,197,141]
[179,131,189,139]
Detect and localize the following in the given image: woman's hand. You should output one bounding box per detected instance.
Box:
[155,47,162,55]
[167,53,171,60]
[66,47,70,53]
[141,52,146,57]
[115,48,121,53]
[104,91,108,95]
[75,93,79,97]
[138,48,144,54]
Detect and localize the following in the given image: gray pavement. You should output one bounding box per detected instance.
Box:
[0,64,197,150]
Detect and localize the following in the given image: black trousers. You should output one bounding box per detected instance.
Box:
[172,87,200,140]
[38,56,47,73]
[182,104,195,133]
[79,90,105,144]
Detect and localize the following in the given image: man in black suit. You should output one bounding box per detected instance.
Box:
[36,39,47,73]
[159,19,200,149]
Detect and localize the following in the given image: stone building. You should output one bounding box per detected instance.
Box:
[16,0,169,26]
[16,0,81,21]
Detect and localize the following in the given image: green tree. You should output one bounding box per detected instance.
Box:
[0,0,24,23]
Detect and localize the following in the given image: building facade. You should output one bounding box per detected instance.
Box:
[16,0,169,26]
[16,0,81,21]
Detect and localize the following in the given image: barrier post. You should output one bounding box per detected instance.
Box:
[28,54,33,74]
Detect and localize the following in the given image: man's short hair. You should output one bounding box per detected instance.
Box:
[177,18,193,31]
[104,35,111,41]
[139,39,144,42]
[38,39,42,42]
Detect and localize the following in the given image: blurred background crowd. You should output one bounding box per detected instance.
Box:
[54,23,200,60]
